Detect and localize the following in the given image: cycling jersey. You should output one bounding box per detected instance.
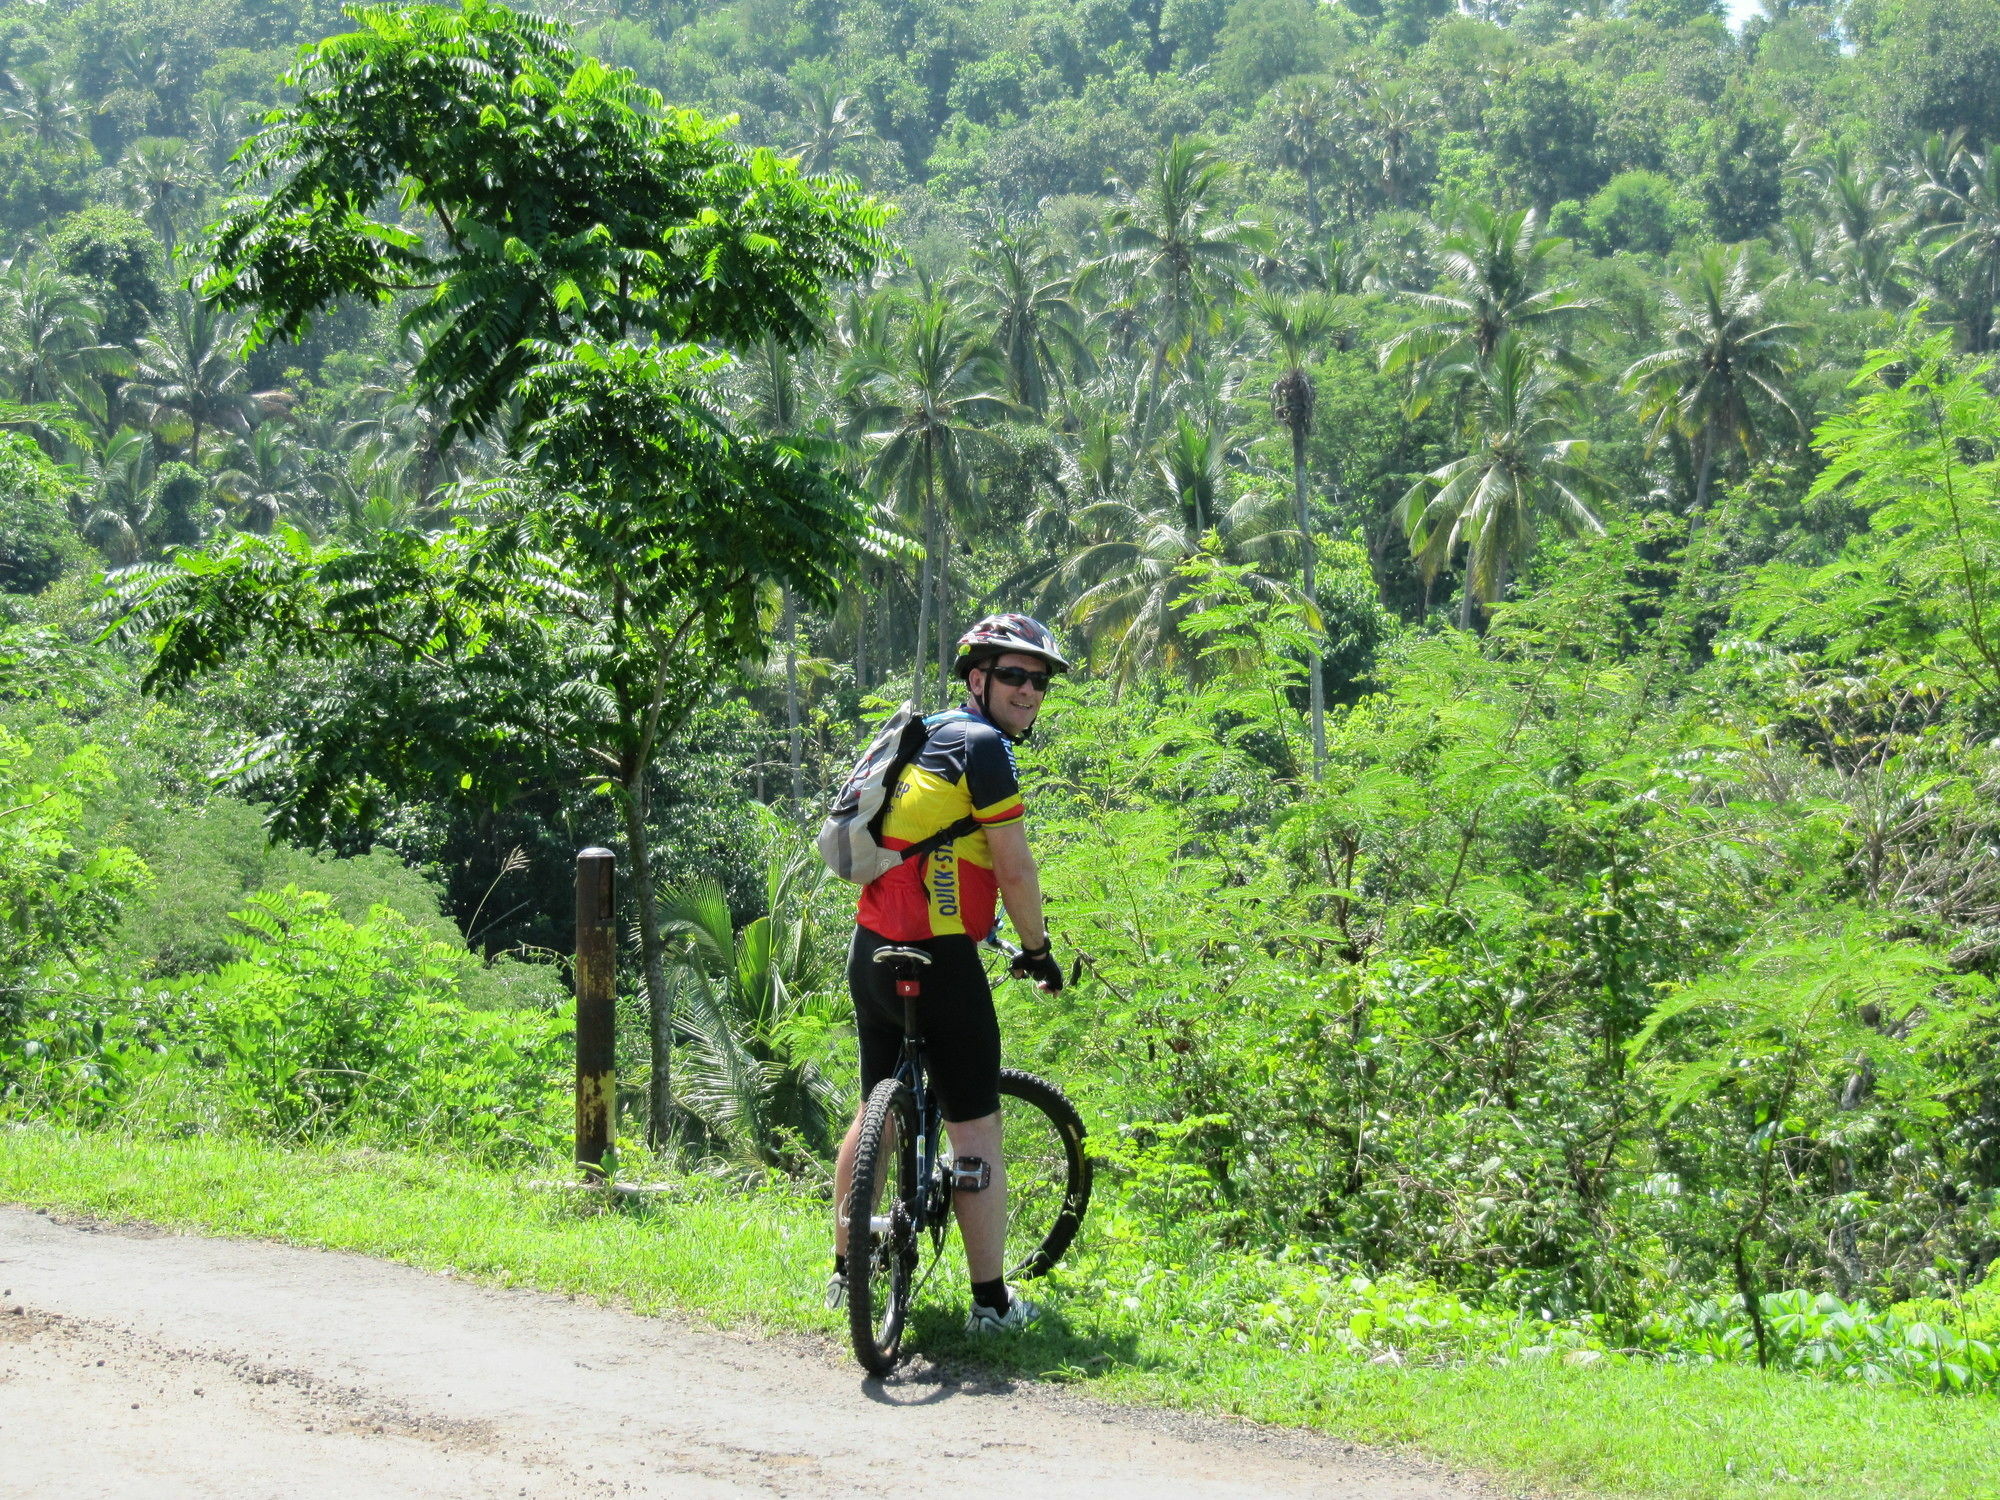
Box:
[854,706,1024,942]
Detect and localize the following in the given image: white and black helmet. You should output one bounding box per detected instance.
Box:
[952,613,1072,678]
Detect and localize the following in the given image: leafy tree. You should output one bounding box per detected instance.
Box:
[48,205,165,349]
[1863,0,2000,150]
[1580,171,1695,258]
[1485,61,1607,211]
[0,431,83,592]
[111,0,888,1144]
[1698,98,1788,242]
[1742,327,2000,712]
[145,460,210,551]
[1211,0,1343,106]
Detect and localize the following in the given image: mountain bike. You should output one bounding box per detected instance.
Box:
[843,939,1091,1376]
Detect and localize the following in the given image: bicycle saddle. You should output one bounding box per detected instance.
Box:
[871,945,932,966]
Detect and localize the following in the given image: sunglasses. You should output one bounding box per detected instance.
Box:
[985,664,1053,691]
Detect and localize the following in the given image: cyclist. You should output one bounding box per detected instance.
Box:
[828,613,1069,1334]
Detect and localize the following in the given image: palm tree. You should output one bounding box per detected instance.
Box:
[845,295,1011,706]
[1351,73,1433,212]
[1,69,84,151]
[786,82,879,178]
[191,88,253,180]
[115,137,207,252]
[663,846,846,1171]
[130,291,252,463]
[959,226,1090,418]
[1918,143,2000,352]
[1153,412,1232,537]
[0,259,125,408]
[1796,146,1912,311]
[339,331,462,502]
[1267,78,1340,231]
[1621,245,1801,517]
[1398,334,1604,629]
[76,427,157,564]
[213,422,303,533]
[1382,201,1593,410]
[1105,137,1272,428]
[1251,289,1341,774]
[1060,477,1302,685]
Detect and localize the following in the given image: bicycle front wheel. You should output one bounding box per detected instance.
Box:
[846,1076,918,1376]
[998,1069,1092,1280]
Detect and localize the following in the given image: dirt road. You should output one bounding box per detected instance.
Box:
[0,1206,1499,1499]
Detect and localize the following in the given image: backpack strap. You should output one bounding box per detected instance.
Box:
[893,708,986,863]
[896,815,982,865]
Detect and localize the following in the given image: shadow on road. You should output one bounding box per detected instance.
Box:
[853,1302,1143,1403]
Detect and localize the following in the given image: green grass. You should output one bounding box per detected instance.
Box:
[2,1123,1995,1500]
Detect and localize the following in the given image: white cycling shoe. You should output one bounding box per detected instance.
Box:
[964,1286,1041,1334]
[824,1271,847,1311]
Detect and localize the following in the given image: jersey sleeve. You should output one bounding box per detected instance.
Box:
[963,724,1025,825]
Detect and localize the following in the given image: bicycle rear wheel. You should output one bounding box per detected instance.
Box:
[846,1076,918,1375]
[997,1069,1091,1280]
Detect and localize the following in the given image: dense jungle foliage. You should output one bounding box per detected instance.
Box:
[5,0,2000,1398]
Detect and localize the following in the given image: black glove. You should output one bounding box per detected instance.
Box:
[1011,939,1064,993]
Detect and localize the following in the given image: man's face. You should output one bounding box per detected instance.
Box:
[970,651,1050,737]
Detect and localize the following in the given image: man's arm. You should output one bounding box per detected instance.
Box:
[984,819,1045,950]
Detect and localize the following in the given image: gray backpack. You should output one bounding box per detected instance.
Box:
[816,704,979,884]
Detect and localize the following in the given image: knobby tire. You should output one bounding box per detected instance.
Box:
[846,1076,917,1376]
[996,1069,1092,1280]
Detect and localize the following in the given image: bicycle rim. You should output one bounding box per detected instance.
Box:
[847,1077,917,1375]
[997,1069,1092,1280]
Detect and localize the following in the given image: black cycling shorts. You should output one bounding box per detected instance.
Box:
[848,926,1001,1122]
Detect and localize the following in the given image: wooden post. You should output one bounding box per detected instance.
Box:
[573,847,616,1179]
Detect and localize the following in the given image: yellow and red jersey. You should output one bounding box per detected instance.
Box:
[856,707,1024,941]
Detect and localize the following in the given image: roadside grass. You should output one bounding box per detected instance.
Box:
[2,1123,1995,1500]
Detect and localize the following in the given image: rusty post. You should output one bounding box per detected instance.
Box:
[573,847,617,1180]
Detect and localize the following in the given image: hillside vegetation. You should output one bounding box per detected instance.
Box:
[5,1,2000,1488]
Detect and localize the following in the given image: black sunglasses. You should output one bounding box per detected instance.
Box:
[985,664,1053,691]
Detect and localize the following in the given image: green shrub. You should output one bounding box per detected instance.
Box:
[9,888,568,1157]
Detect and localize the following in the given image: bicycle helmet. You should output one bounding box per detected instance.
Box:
[952,613,1072,678]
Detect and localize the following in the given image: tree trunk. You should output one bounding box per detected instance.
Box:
[1690,423,1717,523]
[620,780,675,1150]
[853,579,868,693]
[1292,424,1324,778]
[783,587,802,816]
[935,509,954,705]
[911,478,936,708]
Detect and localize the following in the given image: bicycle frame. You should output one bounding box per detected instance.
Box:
[881,955,951,1249]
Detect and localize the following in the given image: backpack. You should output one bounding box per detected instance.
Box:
[815,703,981,885]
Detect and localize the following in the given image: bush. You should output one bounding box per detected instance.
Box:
[0,434,85,595]
[7,888,568,1157]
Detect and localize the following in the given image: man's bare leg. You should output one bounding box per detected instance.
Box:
[943,1111,1006,1282]
[832,1104,865,1259]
